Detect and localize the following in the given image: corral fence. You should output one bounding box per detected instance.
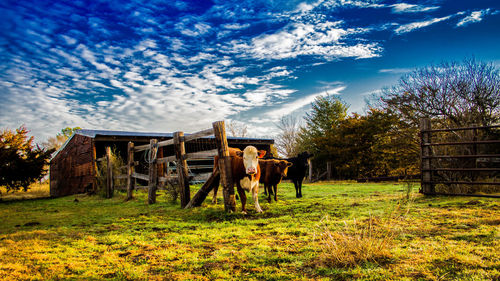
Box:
[97,121,237,212]
[420,118,500,198]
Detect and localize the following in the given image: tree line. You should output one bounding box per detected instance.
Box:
[276,58,500,181]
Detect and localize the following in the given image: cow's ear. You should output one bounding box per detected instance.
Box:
[287,162,293,167]
[258,150,267,158]
[235,151,243,157]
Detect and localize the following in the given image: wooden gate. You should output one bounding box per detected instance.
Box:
[420,118,500,198]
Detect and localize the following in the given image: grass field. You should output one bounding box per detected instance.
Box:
[0,182,499,280]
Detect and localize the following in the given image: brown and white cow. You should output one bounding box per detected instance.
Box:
[259,159,292,202]
[213,146,266,213]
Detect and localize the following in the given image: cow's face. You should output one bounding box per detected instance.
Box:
[241,146,266,175]
[275,160,293,177]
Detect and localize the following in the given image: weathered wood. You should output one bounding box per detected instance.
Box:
[132,172,149,181]
[135,143,151,152]
[105,146,114,198]
[157,138,175,148]
[174,132,190,208]
[213,121,235,212]
[185,169,221,208]
[148,139,158,204]
[183,149,218,160]
[157,155,177,164]
[184,128,215,143]
[115,175,128,180]
[420,118,434,195]
[126,142,135,200]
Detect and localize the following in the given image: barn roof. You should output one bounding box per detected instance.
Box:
[51,128,274,161]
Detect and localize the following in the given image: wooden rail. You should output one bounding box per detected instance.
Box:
[103,121,231,210]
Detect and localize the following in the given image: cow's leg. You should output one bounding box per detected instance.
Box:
[266,184,272,203]
[273,184,278,202]
[252,181,263,213]
[294,180,300,198]
[298,179,303,198]
[263,184,268,196]
[236,182,247,214]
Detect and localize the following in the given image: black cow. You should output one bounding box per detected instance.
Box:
[284,152,313,198]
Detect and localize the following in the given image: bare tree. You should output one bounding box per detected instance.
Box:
[275,115,301,158]
[381,58,500,128]
[227,120,248,138]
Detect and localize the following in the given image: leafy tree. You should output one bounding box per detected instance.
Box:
[43,126,81,151]
[297,94,349,177]
[0,126,54,194]
[380,58,500,128]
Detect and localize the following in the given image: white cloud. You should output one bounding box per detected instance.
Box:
[378,67,413,74]
[394,15,452,34]
[457,9,491,27]
[391,3,439,14]
[262,86,346,121]
[238,21,380,60]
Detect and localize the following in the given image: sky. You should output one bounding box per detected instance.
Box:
[1,0,499,142]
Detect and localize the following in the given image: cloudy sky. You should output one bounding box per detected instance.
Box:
[1,0,499,142]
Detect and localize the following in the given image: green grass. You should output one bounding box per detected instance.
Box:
[0,181,499,280]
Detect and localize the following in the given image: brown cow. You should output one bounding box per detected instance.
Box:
[259,159,292,202]
[213,146,266,213]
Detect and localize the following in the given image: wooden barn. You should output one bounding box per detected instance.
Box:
[49,129,274,197]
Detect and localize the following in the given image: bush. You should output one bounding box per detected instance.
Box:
[0,126,54,195]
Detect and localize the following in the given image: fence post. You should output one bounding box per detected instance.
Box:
[420,118,434,194]
[105,146,113,198]
[126,142,135,201]
[148,139,158,204]
[174,132,191,208]
[213,121,236,213]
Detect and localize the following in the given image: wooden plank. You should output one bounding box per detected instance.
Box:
[184,128,215,143]
[423,181,500,185]
[422,124,500,133]
[422,168,500,172]
[148,139,158,204]
[114,175,128,180]
[132,172,149,181]
[185,169,220,209]
[422,155,500,159]
[135,143,151,152]
[184,149,218,160]
[157,155,176,164]
[96,157,105,162]
[127,142,135,201]
[174,131,191,208]
[422,140,500,146]
[157,138,175,148]
[213,121,235,212]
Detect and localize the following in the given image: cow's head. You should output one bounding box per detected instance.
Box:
[238,146,266,175]
[275,160,293,177]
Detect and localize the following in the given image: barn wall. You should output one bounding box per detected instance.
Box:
[50,134,95,197]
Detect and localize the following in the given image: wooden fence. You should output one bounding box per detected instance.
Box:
[98,121,237,211]
[420,118,500,198]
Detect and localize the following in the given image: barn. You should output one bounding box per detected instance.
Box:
[49,129,274,197]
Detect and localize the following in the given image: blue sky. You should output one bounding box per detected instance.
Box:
[1,0,499,141]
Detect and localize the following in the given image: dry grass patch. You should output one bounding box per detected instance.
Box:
[314,215,396,268]
[0,182,49,201]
